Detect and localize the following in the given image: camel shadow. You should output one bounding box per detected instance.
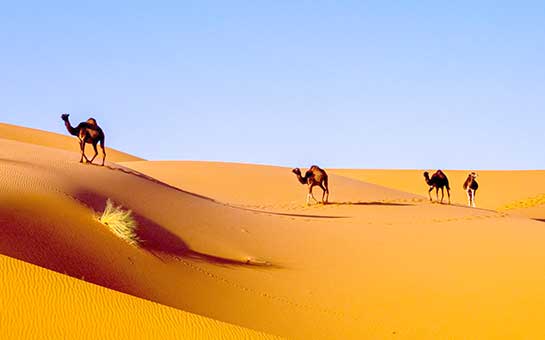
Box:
[533,219,545,223]
[73,190,276,269]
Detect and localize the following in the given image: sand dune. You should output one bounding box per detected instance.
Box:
[330,169,545,220]
[0,122,142,162]
[0,254,279,339]
[118,161,421,212]
[2,125,545,338]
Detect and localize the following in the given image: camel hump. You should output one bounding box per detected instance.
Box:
[86,118,97,126]
[309,165,327,173]
[435,170,447,179]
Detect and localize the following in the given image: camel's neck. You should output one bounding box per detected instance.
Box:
[424,175,432,186]
[295,173,307,185]
[63,119,79,136]
[463,177,471,190]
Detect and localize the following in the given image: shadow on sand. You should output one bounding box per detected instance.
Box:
[232,206,350,219]
[327,201,415,207]
[533,219,545,223]
[230,201,415,219]
[73,190,276,269]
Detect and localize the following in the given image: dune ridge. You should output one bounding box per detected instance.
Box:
[0,122,142,162]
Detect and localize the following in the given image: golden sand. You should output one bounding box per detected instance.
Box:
[0,122,142,162]
[0,253,279,339]
[331,169,545,220]
[1,123,545,338]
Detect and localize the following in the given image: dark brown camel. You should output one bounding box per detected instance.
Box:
[423,170,450,204]
[61,113,106,166]
[292,165,329,205]
[463,172,479,207]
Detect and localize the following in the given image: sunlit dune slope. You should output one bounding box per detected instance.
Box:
[3,132,545,338]
[331,169,545,220]
[0,122,142,162]
[113,160,545,338]
[118,161,422,212]
[0,254,279,340]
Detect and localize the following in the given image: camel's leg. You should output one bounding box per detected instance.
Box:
[79,140,85,163]
[319,184,327,204]
[79,140,90,163]
[101,145,106,166]
[440,187,445,203]
[435,187,439,202]
[99,137,106,166]
[447,188,451,204]
[428,187,434,201]
[309,184,319,204]
[89,142,99,164]
[472,190,476,208]
[467,190,471,207]
[323,178,329,204]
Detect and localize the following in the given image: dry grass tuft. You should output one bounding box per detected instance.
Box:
[97,199,140,246]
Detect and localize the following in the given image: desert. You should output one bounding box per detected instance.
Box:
[1,123,545,339]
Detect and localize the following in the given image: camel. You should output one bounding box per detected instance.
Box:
[463,172,479,207]
[423,170,451,204]
[292,165,329,205]
[61,113,106,166]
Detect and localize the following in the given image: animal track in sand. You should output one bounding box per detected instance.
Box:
[173,256,349,321]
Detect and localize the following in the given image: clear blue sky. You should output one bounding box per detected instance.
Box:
[1,1,543,169]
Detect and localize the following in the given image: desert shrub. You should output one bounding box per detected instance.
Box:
[97,199,140,246]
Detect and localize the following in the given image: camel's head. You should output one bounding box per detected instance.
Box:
[61,113,70,121]
[292,168,308,185]
[469,172,477,179]
[423,171,430,179]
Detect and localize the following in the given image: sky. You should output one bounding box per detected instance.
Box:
[0,1,543,169]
